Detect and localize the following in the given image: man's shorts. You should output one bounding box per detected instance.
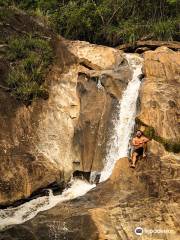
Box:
[134,147,144,156]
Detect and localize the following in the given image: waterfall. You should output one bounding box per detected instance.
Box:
[100,54,143,182]
[0,54,142,231]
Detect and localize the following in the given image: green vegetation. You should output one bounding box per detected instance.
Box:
[136,118,180,153]
[3,0,179,46]
[5,36,53,103]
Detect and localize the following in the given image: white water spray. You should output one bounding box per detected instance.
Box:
[0,179,95,230]
[100,54,143,182]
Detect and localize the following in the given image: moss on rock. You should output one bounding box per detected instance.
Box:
[136,117,180,153]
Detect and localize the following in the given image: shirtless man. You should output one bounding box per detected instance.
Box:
[130,130,150,168]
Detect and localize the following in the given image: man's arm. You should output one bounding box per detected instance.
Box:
[142,136,150,143]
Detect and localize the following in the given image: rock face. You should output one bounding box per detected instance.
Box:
[136,47,180,200]
[118,40,180,52]
[139,47,180,140]
[64,40,131,172]
[0,36,131,205]
[0,89,61,205]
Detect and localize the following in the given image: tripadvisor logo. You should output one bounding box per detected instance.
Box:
[134,227,175,236]
[135,227,143,235]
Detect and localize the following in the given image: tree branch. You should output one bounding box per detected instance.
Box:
[106,6,121,25]
[91,0,105,25]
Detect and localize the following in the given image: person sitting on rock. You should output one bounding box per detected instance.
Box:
[130,130,150,168]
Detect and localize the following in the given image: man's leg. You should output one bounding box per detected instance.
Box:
[143,143,147,158]
[131,151,138,167]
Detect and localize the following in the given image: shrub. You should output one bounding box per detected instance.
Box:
[51,0,98,42]
[0,0,11,7]
[151,19,176,40]
[7,65,47,101]
[22,53,41,73]
[7,38,28,61]
[7,36,53,61]
[6,35,53,103]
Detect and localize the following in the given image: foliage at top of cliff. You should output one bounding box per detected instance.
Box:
[1,0,179,46]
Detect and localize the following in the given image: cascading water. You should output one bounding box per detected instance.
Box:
[0,179,95,231]
[100,54,143,182]
[0,53,143,231]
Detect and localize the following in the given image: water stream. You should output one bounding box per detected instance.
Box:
[100,54,143,182]
[0,54,143,231]
[0,179,95,230]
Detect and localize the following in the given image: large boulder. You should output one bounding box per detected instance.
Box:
[0,154,59,206]
[139,47,180,140]
[136,47,180,199]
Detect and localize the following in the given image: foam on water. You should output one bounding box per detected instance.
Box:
[100,54,143,182]
[0,179,95,230]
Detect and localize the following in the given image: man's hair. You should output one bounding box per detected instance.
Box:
[136,130,143,135]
